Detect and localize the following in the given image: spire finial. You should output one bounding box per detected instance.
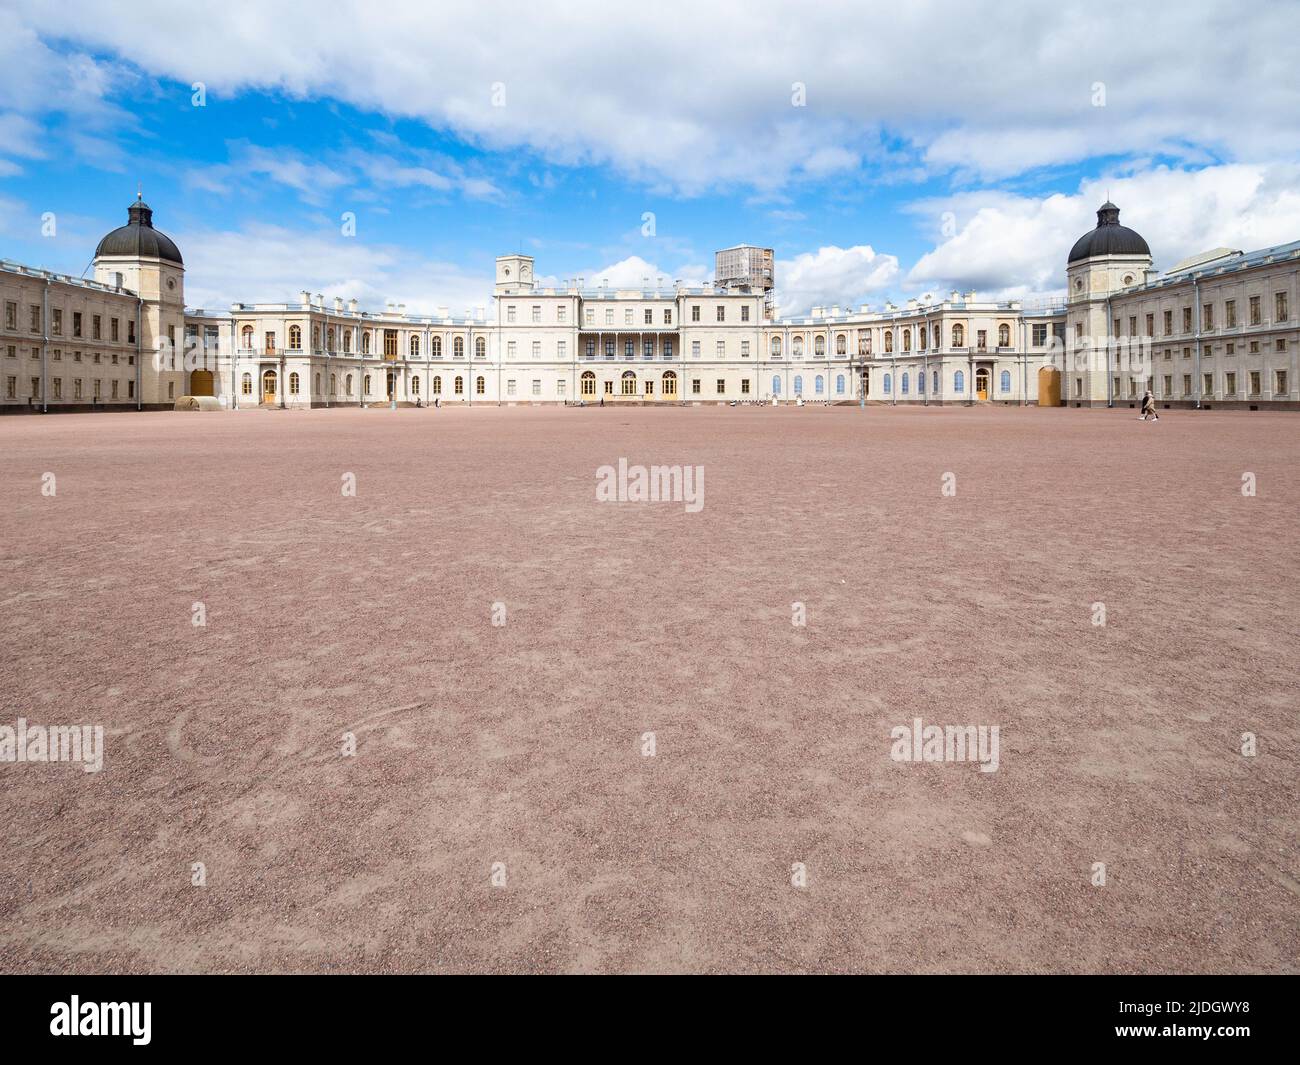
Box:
[137,182,143,201]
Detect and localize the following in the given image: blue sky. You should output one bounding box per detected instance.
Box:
[2,1,1298,316]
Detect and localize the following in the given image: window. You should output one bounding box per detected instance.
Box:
[289,372,300,395]
[330,373,337,395]
[741,341,750,357]
[52,309,62,336]
[741,306,750,323]
[692,378,701,395]
[4,302,15,329]
[532,379,541,396]
[1032,324,1047,346]
[74,378,82,399]
[882,374,891,394]
[1183,374,1192,396]
[1182,307,1192,332]
[1278,338,1288,352]
[1277,370,1289,394]
[952,324,964,348]
[716,306,725,323]
[431,376,441,395]
[558,341,566,359]
[1203,373,1213,395]
[625,340,635,358]
[365,374,373,396]
[52,378,61,399]
[691,306,700,322]
[1225,372,1237,395]
[815,335,826,356]
[454,376,464,395]
[585,309,595,326]
[716,378,725,394]
[772,376,782,396]
[625,308,633,325]
[998,324,1010,347]
[644,379,653,396]
[645,309,653,325]
[410,376,419,395]
[953,370,964,394]
[5,376,13,399]
[532,306,541,324]
[241,373,252,395]
[289,325,302,349]
[581,371,595,396]
[901,330,911,352]
[741,379,750,394]
[1249,371,1260,395]
[476,376,485,395]
[31,305,42,333]
[1276,292,1288,322]
[507,306,517,323]
[836,334,846,355]
[643,339,654,359]
[507,341,517,360]
[1162,375,1172,395]
[691,341,701,358]
[604,380,614,395]
[794,374,803,395]
[1202,304,1213,330]
[815,375,824,395]
[605,309,614,325]
[663,310,672,325]
[716,340,725,358]
[836,374,845,395]
[771,337,782,357]
[431,336,442,358]
[1145,313,1154,336]
[475,338,486,358]
[1249,296,1261,325]
[1225,300,1236,327]
[454,337,464,358]
[900,373,909,395]
[1163,310,1173,335]
[532,341,541,359]
[621,371,637,396]
[977,329,987,350]
[557,306,566,323]
[556,379,565,396]
[1000,370,1011,393]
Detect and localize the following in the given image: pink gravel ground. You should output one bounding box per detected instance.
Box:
[0,403,1296,973]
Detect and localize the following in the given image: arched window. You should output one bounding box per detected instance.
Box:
[772,375,782,395]
[330,373,337,395]
[241,372,252,395]
[932,370,939,392]
[859,333,871,355]
[883,373,892,394]
[343,330,351,354]
[411,376,420,395]
[952,324,964,348]
[815,375,824,395]
[836,334,846,355]
[454,375,464,395]
[327,328,336,351]
[362,331,371,355]
[793,374,803,395]
[410,335,420,358]
[621,370,637,395]
[476,375,485,394]
[836,374,845,395]
[919,326,927,350]
[289,325,302,350]
[954,370,965,393]
[792,336,804,357]
[902,329,911,352]
[814,335,825,357]
[917,371,925,394]
[454,337,465,358]
[771,337,782,357]
[1000,369,1011,392]
[475,337,486,358]
[289,372,300,395]
[884,330,893,353]
[312,326,320,350]
[345,373,354,396]
[999,324,1010,347]
[581,370,596,396]
[901,372,909,394]
[364,373,372,396]
[431,336,443,358]
[240,325,253,350]
[662,370,677,396]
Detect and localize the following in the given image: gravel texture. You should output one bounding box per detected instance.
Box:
[0,403,1296,973]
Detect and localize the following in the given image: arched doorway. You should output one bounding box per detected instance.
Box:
[1037,366,1062,407]
[261,369,277,405]
[975,367,991,401]
[189,369,214,397]
[581,371,596,397]
[620,371,637,396]
[661,370,677,398]
[386,371,397,400]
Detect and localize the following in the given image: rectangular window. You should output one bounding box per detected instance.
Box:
[93,314,102,339]
[644,309,653,324]
[1277,370,1289,394]
[663,310,672,325]
[624,340,634,357]
[5,375,14,398]
[52,377,61,399]
[716,378,725,394]
[603,380,613,395]
[111,318,119,341]
[506,379,516,396]
[556,379,565,395]
[557,340,566,358]
[624,308,633,325]
[51,309,62,335]
[532,341,541,359]
[691,340,701,357]
[1163,310,1172,335]
[128,321,135,344]
[1249,296,1261,325]
[1226,342,1235,355]
[716,340,725,358]
[74,378,82,399]
[506,306,516,323]
[1129,316,1137,335]
[741,379,751,394]
[1276,292,1289,322]
[531,306,541,323]
[1278,338,1288,352]
[716,306,725,322]
[1225,300,1236,327]
[585,308,594,325]
[1145,313,1153,336]
[4,302,15,329]
[691,378,701,394]
[112,380,119,399]
[30,305,41,332]
[73,311,83,337]
[740,340,750,357]
[532,379,541,395]
[31,376,40,398]
[1202,304,1213,330]
[1250,371,1261,395]
[1182,374,1192,396]
[605,308,614,325]
[507,340,516,358]
[691,305,700,322]
[741,306,750,323]
[1032,324,1047,346]
[1225,372,1236,395]
[1203,373,1213,395]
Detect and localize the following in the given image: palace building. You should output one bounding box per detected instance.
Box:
[3,198,1298,412]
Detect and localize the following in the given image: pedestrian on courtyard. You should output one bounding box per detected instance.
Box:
[1140,389,1158,421]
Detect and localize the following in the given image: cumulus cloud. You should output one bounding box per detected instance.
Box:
[774,246,899,317]
[8,0,1298,193]
[180,224,493,315]
[906,163,1300,300]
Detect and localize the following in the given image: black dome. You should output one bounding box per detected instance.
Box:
[1068,202,1149,263]
[94,197,183,265]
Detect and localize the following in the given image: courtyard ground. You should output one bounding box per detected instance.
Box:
[0,403,1296,973]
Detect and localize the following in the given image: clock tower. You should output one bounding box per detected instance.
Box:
[495,254,535,295]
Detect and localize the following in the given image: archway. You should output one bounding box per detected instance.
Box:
[661,370,677,398]
[975,367,991,401]
[261,369,277,405]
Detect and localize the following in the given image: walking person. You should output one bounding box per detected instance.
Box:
[1140,389,1159,421]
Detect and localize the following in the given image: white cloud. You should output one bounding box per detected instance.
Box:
[180,223,493,315]
[774,245,900,317]
[906,163,1300,299]
[8,0,1297,193]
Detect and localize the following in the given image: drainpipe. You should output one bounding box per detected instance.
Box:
[891,352,897,406]
[1105,295,1113,408]
[40,277,49,412]
[923,320,929,407]
[1193,275,1202,409]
